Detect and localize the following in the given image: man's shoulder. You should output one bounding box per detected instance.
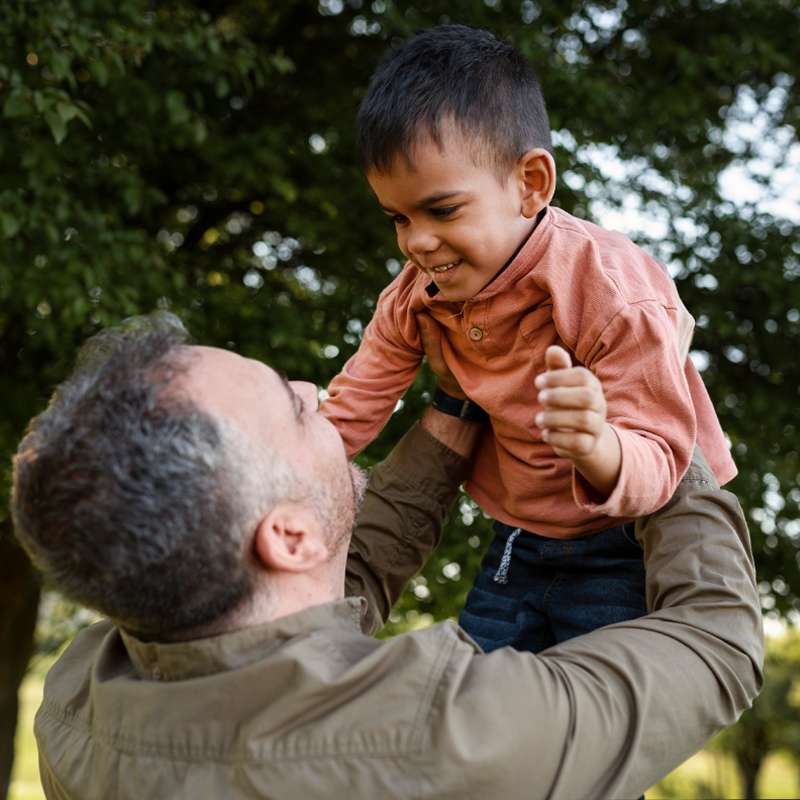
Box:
[42,619,117,704]
[34,616,483,799]
[37,615,476,751]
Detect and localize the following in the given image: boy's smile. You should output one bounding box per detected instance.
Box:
[366,128,540,302]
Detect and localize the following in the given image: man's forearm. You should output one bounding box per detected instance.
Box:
[428,448,762,800]
[345,412,479,634]
[419,406,482,458]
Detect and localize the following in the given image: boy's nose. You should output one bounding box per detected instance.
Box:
[403,224,440,260]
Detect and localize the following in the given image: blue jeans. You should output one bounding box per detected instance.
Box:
[459,521,648,653]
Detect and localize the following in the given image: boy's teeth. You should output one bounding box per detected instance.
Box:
[433,260,459,272]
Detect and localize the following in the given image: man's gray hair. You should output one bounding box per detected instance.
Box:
[11,313,273,638]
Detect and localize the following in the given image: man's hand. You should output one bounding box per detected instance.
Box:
[416,313,480,458]
[417,314,466,399]
[534,345,621,499]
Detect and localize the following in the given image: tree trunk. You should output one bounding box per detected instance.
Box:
[744,767,759,800]
[0,525,41,800]
[736,756,764,800]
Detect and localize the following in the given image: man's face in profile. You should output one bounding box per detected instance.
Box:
[177,346,366,553]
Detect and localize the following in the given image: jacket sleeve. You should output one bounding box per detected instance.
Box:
[322,277,424,458]
[427,447,763,800]
[345,422,470,635]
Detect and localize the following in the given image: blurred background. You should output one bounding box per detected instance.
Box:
[1,1,798,797]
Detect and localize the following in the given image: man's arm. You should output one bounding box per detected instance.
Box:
[428,448,763,799]
[345,408,481,635]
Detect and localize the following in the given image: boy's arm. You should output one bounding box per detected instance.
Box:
[539,299,700,516]
[432,449,763,799]
[322,278,424,457]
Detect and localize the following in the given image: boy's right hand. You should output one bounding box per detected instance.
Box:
[416,313,467,399]
[535,345,622,498]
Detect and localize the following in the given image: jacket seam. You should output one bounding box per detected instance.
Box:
[38,698,430,763]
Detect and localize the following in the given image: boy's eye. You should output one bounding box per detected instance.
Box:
[429,205,458,219]
[391,213,408,225]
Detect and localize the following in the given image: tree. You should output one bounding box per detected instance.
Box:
[1,1,798,792]
[712,630,800,799]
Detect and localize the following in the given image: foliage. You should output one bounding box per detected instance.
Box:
[711,630,800,798]
[1,6,799,791]
[1,0,798,631]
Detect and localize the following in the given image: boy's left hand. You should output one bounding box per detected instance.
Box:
[534,345,607,458]
[534,345,622,498]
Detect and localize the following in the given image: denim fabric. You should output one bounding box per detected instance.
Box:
[460,521,648,654]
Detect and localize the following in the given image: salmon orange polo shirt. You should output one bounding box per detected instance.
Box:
[323,206,737,538]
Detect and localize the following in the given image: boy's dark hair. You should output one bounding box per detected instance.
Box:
[357,24,552,176]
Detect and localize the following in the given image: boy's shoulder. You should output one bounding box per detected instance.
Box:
[376,261,431,312]
[541,207,678,307]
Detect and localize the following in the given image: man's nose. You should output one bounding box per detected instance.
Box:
[290,381,320,411]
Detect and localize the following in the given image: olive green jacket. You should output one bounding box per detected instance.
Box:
[35,424,762,800]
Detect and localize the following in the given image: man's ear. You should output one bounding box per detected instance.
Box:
[516,148,556,219]
[252,503,329,573]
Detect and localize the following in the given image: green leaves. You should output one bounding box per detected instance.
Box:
[0,211,20,239]
[0,0,798,627]
[2,89,31,119]
[2,85,91,143]
[165,90,191,125]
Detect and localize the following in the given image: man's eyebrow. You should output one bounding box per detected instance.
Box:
[379,190,467,214]
[277,371,302,419]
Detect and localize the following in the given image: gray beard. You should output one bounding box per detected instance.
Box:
[309,461,368,559]
[349,462,368,511]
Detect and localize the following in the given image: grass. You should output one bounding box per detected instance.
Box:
[648,748,800,798]
[9,665,800,800]
[9,661,47,800]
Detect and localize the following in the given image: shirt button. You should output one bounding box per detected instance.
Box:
[468,326,484,342]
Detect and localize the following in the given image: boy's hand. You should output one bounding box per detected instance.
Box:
[534,346,605,457]
[417,313,467,400]
[535,345,621,498]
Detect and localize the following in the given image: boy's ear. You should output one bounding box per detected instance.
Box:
[252,503,329,574]
[516,148,557,218]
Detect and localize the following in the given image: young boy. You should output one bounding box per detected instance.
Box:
[322,24,737,652]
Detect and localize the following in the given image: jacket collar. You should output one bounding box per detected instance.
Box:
[120,597,367,682]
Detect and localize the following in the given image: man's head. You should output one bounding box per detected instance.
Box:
[11,314,365,639]
[358,24,556,302]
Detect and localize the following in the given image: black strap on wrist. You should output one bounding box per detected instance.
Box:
[432,388,489,422]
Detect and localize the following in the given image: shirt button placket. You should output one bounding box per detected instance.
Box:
[468,325,484,342]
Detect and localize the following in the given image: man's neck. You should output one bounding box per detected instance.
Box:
[238,565,346,629]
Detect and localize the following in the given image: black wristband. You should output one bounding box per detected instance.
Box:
[432,388,489,422]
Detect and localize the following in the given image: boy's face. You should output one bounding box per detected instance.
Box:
[366,130,536,302]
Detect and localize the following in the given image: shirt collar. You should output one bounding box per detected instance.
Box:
[120,597,367,682]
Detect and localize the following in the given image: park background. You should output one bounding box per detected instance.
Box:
[1,0,798,797]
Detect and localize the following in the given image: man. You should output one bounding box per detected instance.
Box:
[12,313,762,799]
